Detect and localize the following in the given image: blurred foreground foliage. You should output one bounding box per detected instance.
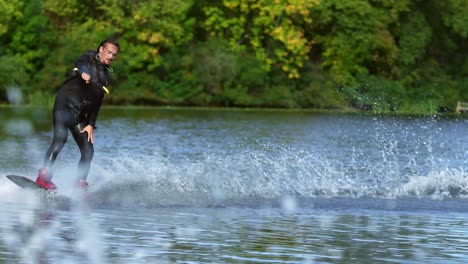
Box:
[0,0,467,113]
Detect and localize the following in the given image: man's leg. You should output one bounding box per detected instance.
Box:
[70,122,94,188]
[43,111,71,168]
[37,110,72,189]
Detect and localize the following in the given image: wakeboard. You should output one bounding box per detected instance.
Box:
[7,175,48,190]
[6,175,71,208]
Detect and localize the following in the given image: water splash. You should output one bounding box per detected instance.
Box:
[400,168,468,199]
[88,145,468,208]
[3,111,468,208]
[0,190,108,263]
[6,86,23,105]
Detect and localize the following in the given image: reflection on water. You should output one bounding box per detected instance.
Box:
[2,201,468,263]
[1,107,468,263]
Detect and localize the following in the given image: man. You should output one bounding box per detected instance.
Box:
[36,38,120,190]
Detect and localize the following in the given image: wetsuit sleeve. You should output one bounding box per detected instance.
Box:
[87,94,104,129]
[74,54,92,74]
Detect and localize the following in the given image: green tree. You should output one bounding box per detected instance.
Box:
[397,11,432,68]
[203,0,319,79]
[394,0,468,111]
[0,0,38,103]
[89,0,196,103]
[32,0,195,100]
[98,0,195,72]
[8,0,55,73]
[312,0,411,82]
[0,0,23,38]
[0,55,28,103]
[1,0,467,111]
[437,0,468,38]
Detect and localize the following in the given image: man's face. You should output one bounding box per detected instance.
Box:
[98,43,119,65]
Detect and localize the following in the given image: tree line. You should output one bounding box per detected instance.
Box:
[1,0,467,113]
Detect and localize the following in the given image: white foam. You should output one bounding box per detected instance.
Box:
[399,168,468,199]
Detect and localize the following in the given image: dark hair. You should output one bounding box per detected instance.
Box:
[97,38,120,52]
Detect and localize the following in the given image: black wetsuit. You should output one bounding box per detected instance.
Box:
[43,50,111,180]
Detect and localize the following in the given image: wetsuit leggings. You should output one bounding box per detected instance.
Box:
[43,110,94,180]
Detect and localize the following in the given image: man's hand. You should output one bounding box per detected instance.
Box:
[81,72,91,83]
[80,125,94,144]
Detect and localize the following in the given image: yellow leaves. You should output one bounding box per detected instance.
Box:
[0,0,23,36]
[137,31,149,42]
[288,69,300,79]
[272,27,285,42]
[286,5,296,13]
[149,32,162,44]
[138,31,164,45]
[151,48,159,57]
[224,0,238,10]
[204,0,320,78]
[272,26,306,49]
[251,38,261,48]
[133,10,151,25]
[240,2,249,12]
[44,0,80,18]
[270,23,311,78]
[301,9,310,17]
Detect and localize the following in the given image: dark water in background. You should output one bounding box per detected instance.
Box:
[1,107,468,263]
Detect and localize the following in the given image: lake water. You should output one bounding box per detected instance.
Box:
[1,107,468,263]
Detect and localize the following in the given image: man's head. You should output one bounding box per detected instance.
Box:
[97,38,120,65]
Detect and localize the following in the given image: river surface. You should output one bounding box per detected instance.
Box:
[1,107,468,263]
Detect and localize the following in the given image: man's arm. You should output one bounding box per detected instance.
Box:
[80,125,94,144]
[87,93,104,130]
[74,53,92,83]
